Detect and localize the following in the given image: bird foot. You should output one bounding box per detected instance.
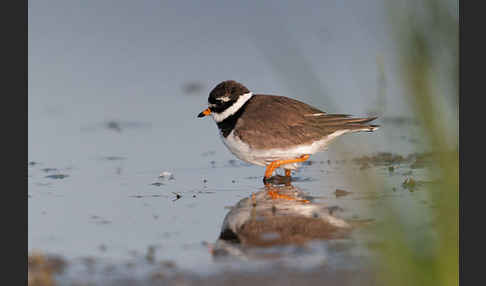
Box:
[263,175,292,185]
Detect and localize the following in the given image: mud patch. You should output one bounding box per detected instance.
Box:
[28,252,67,286]
[28,250,373,286]
[352,151,440,170]
[352,152,408,166]
[334,189,352,197]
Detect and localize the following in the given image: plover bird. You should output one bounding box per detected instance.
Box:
[198,80,379,182]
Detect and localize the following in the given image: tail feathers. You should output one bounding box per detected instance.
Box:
[346,123,380,133]
[352,124,380,132]
[338,116,379,133]
[318,117,378,126]
[316,114,380,134]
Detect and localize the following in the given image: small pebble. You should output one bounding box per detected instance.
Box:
[159,171,175,180]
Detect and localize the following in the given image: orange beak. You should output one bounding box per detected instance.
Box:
[197,108,211,118]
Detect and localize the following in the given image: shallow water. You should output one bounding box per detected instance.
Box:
[28,103,432,280]
[27,56,434,286]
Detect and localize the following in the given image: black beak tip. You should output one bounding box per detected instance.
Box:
[197,112,205,118]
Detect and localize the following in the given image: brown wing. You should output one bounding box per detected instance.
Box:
[234,94,378,150]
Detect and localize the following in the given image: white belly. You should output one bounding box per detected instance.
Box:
[220,130,348,170]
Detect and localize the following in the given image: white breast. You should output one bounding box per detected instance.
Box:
[220,130,350,170]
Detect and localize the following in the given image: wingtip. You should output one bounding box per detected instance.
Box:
[368,124,380,132]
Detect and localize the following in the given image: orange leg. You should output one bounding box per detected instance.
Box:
[285,169,291,177]
[264,154,310,179]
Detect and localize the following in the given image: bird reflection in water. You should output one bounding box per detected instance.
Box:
[211,180,357,260]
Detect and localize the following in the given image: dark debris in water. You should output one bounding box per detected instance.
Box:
[130,195,145,199]
[104,120,152,133]
[90,215,112,225]
[128,194,163,199]
[245,176,261,180]
[201,150,216,157]
[42,168,58,173]
[182,81,205,95]
[197,190,215,194]
[172,192,182,201]
[102,156,126,161]
[45,174,69,179]
[106,121,122,132]
[129,195,165,199]
[226,159,252,168]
